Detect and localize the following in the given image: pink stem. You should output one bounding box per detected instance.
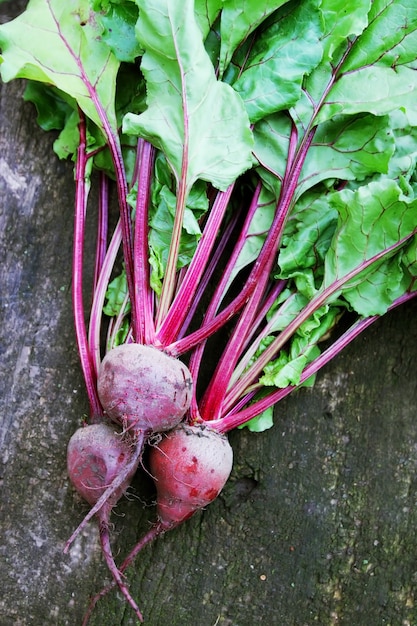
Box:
[167,183,264,357]
[227,280,288,388]
[72,112,101,418]
[93,172,109,292]
[48,0,136,334]
[222,227,417,414]
[239,280,287,353]
[156,184,234,346]
[199,125,307,419]
[132,139,155,345]
[186,214,242,420]
[213,290,417,433]
[88,221,123,377]
[200,276,272,420]
[186,187,262,419]
[168,129,312,358]
[176,214,236,341]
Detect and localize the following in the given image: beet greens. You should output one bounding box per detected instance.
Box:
[1,0,417,622]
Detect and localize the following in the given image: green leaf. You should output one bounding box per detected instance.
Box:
[194,0,222,40]
[218,0,290,78]
[95,1,143,62]
[149,183,208,250]
[265,291,307,332]
[53,109,84,160]
[252,113,291,196]
[23,82,73,131]
[0,0,120,133]
[103,269,131,316]
[146,170,209,294]
[297,114,395,196]
[318,66,417,123]
[225,185,276,290]
[319,0,371,62]
[87,62,147,178]
[231,0,323,123]
[22,56,145,168]
[259,307,339,387]
[260,345,320,388]
[52,106,104,163]
[148,247,165,296]
[254,112,396,202]
[322,179,417,314]
[112,317,131,347]
[401,236,417,286]
[342,254,412,316]
[288,1,417,133]
[238,406,274,432]
[385,110,417,187]
[123,0,253,192]
[315,0,417,124]
[342,0,417,73]
[277,192,338,295]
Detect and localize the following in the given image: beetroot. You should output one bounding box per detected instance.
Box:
[81,423,233,623]
[67,422,138,508]
[66,423,144,622]
[97,343,193,434]
[149,423,233,527]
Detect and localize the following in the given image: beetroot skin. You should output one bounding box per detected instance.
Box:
[149,423,233,527]
[67,422,137,509]
[67,422,144,622]
[97,343,193,434]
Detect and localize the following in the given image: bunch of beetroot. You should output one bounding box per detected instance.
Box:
[66,344,233,623]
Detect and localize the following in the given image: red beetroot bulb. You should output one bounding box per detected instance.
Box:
[97,343,193,434]
[67,422,144,622]
[148,423,233,528]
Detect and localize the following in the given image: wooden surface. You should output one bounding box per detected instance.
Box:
[1,3,417,625]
